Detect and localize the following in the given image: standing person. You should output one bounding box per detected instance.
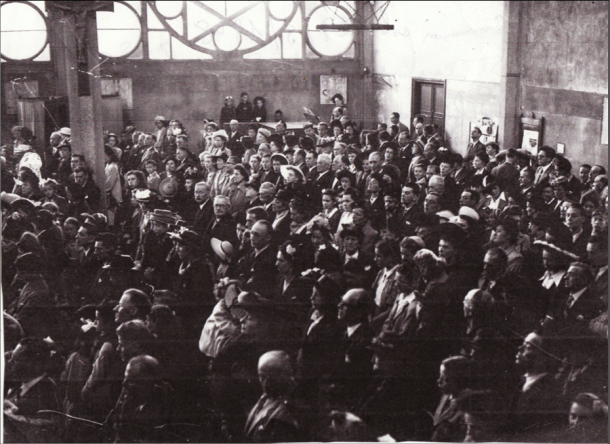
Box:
[236,92,253,122]
[220,96,237,125]
[104,145,122,226]
[252,96,267,122]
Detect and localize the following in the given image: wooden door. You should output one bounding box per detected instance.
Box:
[411,79,446,137]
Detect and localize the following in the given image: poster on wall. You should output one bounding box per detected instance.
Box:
[602,96,608,145]
[522,130,540,154]
[320,75,347,105]
[470,117,498,144]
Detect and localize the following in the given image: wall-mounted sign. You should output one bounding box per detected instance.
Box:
[320,75,347,105]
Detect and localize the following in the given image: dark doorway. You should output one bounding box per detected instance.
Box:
[411,78,446,138]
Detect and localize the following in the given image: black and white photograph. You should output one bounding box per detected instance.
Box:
[1,1,608,443]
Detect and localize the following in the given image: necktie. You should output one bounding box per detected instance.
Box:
[564,295,575,318]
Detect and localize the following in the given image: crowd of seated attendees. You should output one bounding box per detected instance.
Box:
[1,102,608,443]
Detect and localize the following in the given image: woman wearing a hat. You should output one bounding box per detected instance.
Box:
[168,229,214,339]
[270,153,288,189]
[210,130,229,157]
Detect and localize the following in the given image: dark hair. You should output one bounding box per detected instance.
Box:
[374,239,401,264]
[423,124,434,136]
[538,146,556,159]
[475,151,490,165]
[104,144,120,163]
[392,112,400,119]
[404,182,421,195]
[494,217,520,245]
[123,289,152,318]
[96,232,118,249]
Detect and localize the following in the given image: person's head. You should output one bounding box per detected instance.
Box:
[341,188,359,213]
[516,331,550,373]
[473,152,489,170]
[368,152,383,172]
[423,143,438,161]
[250,220,273,250]
[232,164,249,185]
[125,170,145,189]
[305,150,317,169]
[537,146,555,167]
[519,167,535,188]
[424,192,442,215]
[114,289,152,324]
[459,189,479,208]
[565,262,594,292]
[94,233,117,262]
[470,126,482,141]
[143,132,156,147]
[483,247,508,281]
[164,156,178,173]
[123,355,163,400]
[49,132,62,147]
[317,153,332,173]
[321,189,337,211]
[240,91,249,103]
[75,223,98,247]
[593,174,608,192]
[591,210,608,235]
[258,350,294,397]
[63,217,80,239]
[274,109,283,121]
[579,164,592,183]
[338,289,372,325]
[116,320,152,363]
[485,142,500,158]
[566,204,586,233]
[275,120,287,134]
[415,122,424,136]
[73,166,89,186]
[213,195,231,217]
[259,182,276,204]
[393,262,417,295]
[491,218,519,247]
[374,239,400,269]
[402,183,420,206]
[438,356,472,396]
[383,192,400,213]
[569,393,609,429]
[245,206,268,229]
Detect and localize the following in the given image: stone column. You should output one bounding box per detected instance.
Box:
[498,0,522,150]
[51,4,106,211]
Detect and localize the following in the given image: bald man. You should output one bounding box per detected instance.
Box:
[114,355,173,443]
[245,351,299,442]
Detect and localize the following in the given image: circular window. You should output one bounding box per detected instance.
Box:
[97,2,142,58]
[269,2,294,20]
[307,5,353,57]
[214,25,241,52]
[0,2,47,60]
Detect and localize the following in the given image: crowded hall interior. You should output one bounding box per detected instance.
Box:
[1,1,609,442]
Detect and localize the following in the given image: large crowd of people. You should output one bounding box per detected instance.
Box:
[2,94,608,442]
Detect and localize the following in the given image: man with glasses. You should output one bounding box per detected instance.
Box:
[534,146,555,189]
[208,195,238,248]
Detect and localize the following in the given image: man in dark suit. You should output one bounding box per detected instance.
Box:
[271,189,292,246]
[465,126,485,163]
[565,204,590,258]
[555,262,604,327]
[533,146,556,189]
[305,151,318,182]
[337,288,375,408]
[401,182,424,236]
[491,148,520,197]
[193,182,214,235]
[240,220,278,298]
[207,195,239,248]
[226,119,242,154]
[313,153,334,192]
[423,143,442,167]
[293,148,309,177]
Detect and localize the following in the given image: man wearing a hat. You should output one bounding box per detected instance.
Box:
[1,195,37,242]
[6,252,55,338]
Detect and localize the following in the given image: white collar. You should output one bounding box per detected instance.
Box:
[345,250,359,262]
[569,287,588,306]
[540,269,567,289]
[523,372,548,392]
[347,323,362,337]
[597,265,608,279]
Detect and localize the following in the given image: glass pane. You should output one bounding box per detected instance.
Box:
[343,42,355,58]
[214,26,241,52]
[233,2,266,40]
[238,35,258,50]
[127,43,144,59]
[305,1,320,16]
[227,1,254,16]
[97,3,141,57]
[434,87,445,113]
[282,33,302,59]
[286,8,302,30]
[148,4,164,29]
[29,1,46,13]
[148,31,171,59]
[125,1,141,14]
[421,85,433,113]
[187,1,221,40]
[0,2,47,60]
[166,17,182,33]
[156,1,183,18]
[32,44,50,62]
[244,36,281,59]
[171,37,212,59]
[269,1,295,20]
[307,6,353,56]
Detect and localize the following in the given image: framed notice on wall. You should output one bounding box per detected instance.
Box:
[520,114,544,156]
[320,75,347,105]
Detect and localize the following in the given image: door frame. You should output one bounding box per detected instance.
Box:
[411,77,447,136]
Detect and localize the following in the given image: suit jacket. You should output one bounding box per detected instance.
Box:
[465,141,485,161]
[357,221,379,256]
[340,323,374,382]
[558,288,605,325]
[491,162,520,195]
[241,245,278,297]
[193,199,214,235]
[272,211,292,246]
[372,265,401,315]
[365,194,386,231]
[313,170,334,192]
[534,165,554,188]
[207,214,239,248]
